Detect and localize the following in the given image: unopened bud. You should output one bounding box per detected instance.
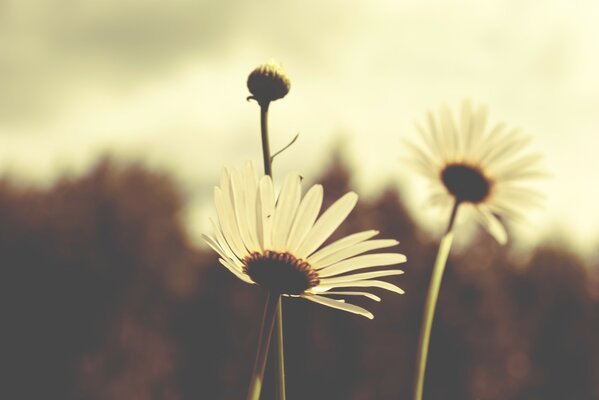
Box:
[247,60,291,105]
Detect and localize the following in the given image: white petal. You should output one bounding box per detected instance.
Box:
[243,162,261,252]
[315,291,381,302]
[460,99,473,155]
[286,185,324,252]
[314,280,405,295]
[294,192,359,259]
[491,153,545,181]
[480,130,530,166]
[256,176,275,250]
[468,103,488,153]
[202,233,233,263]
[473,122,506,162]
[486,201,525,222]
[440,104,459,159]
[271,173,301,251]
[404,154,439,180]
[414,122,442,166]
[302,294,374,319]
[318,253,407,278]
[311,239,399,270]
[320,269,404,285]
[308,230,379,265]
[230,168,257,252]
[218,258,254,284]
[403,140,437,173]
[209,218,242,265]
[426,110,447,160]
[475,207,508,245]
[214,187,247,259]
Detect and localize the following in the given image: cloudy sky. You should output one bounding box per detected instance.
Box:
[1,0,598,251]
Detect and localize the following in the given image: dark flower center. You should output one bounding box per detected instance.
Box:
[441,163,491,203]
[243,251,320,295]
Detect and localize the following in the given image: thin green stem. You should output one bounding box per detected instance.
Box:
[247,292,279,400]
[413,200,460,400]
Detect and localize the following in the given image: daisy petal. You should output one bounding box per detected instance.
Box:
[209,218,241,264]
[202,233,232,263]
[230,168,256,252]
[316,291,381,302]
[314,280,405,295]
[286,184,324,252]
[302,294,374,319]
[320,269,404,285]
[219,258,254,284]
[272,173,301,251]
[214,187,247,259]
[308,230,379,265]
[256,176,275,250]
[243,161,261,252]
[318,253,407,277]
[295,192,359,259]
[476,207,508,245]
[310,239,399,270]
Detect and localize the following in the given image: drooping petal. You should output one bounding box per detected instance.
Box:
[214,187,247,259]
[314,280,405,295]
[209,218,241,264]
[302,294,374,319]
[218,258,254,284]
[202,233,235,265]
[475,206,508,245]
[315,291,381,302]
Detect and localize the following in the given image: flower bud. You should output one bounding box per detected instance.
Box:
[247,60,291,105]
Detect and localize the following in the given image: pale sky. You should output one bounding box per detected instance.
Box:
[1,0,598,252]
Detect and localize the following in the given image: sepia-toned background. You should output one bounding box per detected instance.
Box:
[1,1,598,399]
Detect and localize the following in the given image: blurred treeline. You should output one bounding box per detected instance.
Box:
[0,154,598,400]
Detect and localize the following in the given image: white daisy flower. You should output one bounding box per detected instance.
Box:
[406,100,545,244]
[202,162,406,319]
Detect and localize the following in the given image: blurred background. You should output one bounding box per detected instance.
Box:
[1,0,598,399]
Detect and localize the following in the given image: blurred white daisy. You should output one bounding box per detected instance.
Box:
[406,100,545,244]
[202,161,406,319]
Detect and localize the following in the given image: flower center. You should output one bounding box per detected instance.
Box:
[242,251,320,295]
[441,163,491,203]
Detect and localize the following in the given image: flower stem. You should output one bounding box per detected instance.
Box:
[247,292,279,400]
[260,103,272,177]
[251,101,286,400]
[413,200,460,400]
[274,297,286,400]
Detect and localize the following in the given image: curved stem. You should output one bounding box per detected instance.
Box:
[413,200,460,400]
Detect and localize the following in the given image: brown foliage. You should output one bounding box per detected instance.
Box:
[0,156,597,400]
